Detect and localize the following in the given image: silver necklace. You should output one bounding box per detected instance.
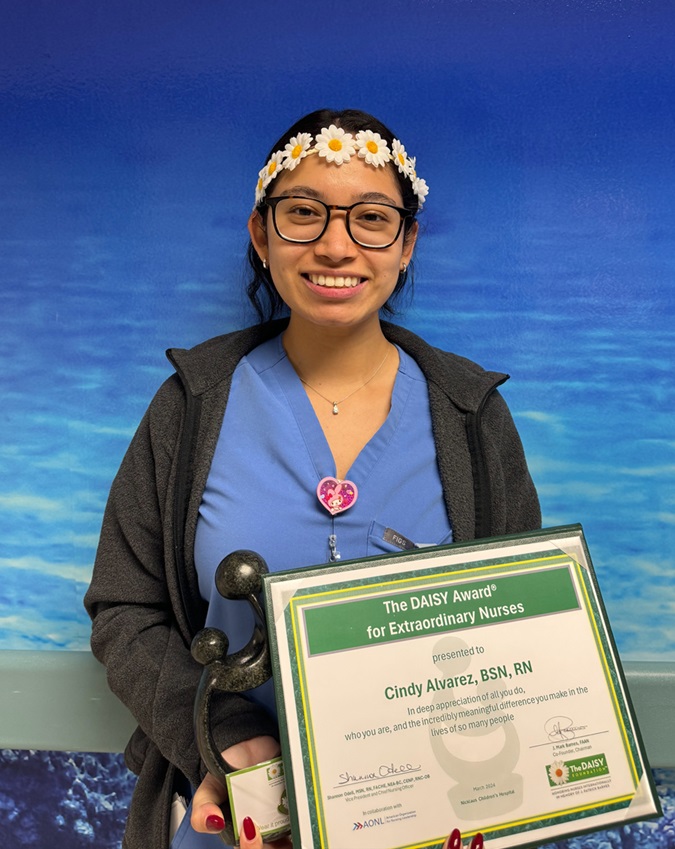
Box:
[298,348,390,415]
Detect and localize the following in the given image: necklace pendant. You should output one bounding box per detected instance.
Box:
[332,402,339,415]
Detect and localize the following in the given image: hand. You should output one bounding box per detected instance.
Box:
[446,828,484,849]
[240,816,292,849]
[190,735,281,835]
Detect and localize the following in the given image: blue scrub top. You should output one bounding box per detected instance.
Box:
[194,332,452,715]
[177,334,453,847]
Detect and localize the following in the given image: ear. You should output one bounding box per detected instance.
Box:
[247,209,268,261]
[401,220,418,266]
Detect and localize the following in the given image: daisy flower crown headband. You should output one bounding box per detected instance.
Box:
[255,124,429,209]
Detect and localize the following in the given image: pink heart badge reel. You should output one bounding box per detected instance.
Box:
[316,477,358,516]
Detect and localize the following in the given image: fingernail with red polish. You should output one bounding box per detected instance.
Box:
[449,827,463,849]
[206,814,225,832]
[470,833,484,849]
[243,816,257,840]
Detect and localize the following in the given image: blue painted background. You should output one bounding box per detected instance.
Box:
[1,1,673,846]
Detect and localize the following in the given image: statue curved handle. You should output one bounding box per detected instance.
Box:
[191,550,281,845]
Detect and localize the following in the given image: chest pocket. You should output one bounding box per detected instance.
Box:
[367,520,453,557]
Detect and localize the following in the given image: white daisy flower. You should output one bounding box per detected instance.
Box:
[255,168,268,205]
[355,130,391,167]
[315,124,356,165]
[282,133,313,171]
[262,150,284,186]
[255,151,284,204]
[548,761,569,785]
[413,176,429,206]
[392,138,412,176]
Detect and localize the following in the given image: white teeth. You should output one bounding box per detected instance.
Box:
[308,274,361,288]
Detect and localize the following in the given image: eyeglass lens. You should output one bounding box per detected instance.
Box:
[272,198,403,248]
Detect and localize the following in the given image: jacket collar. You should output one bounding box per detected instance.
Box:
[167,319,508,414]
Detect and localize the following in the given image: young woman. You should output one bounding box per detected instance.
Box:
[85,108,540,848]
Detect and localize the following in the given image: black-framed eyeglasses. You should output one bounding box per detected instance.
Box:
[261,196,413,249]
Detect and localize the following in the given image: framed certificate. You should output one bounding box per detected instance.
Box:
[263,525,661,849]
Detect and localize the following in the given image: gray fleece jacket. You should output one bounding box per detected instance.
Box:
[84,320,540,849]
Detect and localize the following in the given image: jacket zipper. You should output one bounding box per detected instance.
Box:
[169,359,205,643]
[466,376,508,540]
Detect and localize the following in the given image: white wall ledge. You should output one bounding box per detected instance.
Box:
[0,651,673,766]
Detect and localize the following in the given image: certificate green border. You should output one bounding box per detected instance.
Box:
[263,525,661,849]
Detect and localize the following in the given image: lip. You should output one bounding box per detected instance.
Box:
[302,273,366,299]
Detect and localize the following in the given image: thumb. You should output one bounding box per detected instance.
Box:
[239,816,264,849]
[190,772,229,834]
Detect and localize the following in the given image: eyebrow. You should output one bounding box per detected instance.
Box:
[274,185,401,206]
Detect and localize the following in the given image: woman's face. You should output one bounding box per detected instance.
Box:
[248,153,417,332]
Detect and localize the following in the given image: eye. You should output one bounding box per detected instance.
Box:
[280,198,324,220]
[290,204,320,217]
[359,210,387,223]
[352,204,397,228]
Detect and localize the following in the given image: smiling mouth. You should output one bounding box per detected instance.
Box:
[306,274,363,289]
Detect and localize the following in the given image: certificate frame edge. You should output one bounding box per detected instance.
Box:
[572,531,663,821]
[261,523,662,847]
[263,523,586,589]
[264,599,304,844]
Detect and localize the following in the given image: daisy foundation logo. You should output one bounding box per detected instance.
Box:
[266,763,284,782]
[546,754,609,787]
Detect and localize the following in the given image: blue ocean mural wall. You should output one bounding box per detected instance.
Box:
[1,1,673,846]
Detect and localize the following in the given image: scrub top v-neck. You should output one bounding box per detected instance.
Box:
[194,332,452,712]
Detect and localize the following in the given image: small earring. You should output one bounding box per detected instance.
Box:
[262,258,268,270]
[400,262,407,274]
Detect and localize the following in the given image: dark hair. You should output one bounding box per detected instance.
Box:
[246,108,421,322]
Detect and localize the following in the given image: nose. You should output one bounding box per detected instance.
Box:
[313,209,357,262]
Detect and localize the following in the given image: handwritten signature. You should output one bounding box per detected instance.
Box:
[337,762,421,785]
[545,716,588,742]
